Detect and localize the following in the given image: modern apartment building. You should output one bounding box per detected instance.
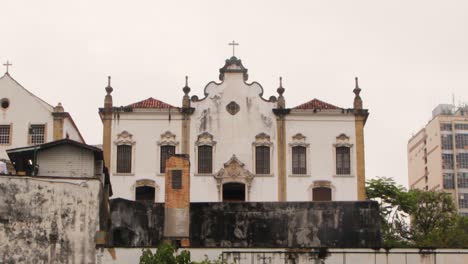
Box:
[408,104,468,216]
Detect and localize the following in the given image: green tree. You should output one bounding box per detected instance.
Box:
[366,177,468,248]
[139,243,225,264]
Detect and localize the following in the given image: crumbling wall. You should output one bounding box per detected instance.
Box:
[0,176,102,263]
[108,199,381,248]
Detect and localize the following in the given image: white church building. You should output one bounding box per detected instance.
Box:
[99,55,368,203]
[0,66,84,163]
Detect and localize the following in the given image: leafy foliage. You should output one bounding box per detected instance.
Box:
[366,177,468,248]
[139,243,225,264]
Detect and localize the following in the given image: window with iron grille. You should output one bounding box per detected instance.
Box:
[0,125,10,145]
[116,145,132,173]
[458,172,468,188]
[455,123,468,130]
[459,193,468,209]
[255,146,270,174]
[336,146,351,175]
[440,123,452,131]
[441,134,453,150]
[443,173,455,189]
[456,134,468,149]
[457,153,468,169]
[292,146,307,174]
[442,153,454,169]
[198,145,212,174]
[160,145,175,173]
[313,187,332,201]
[30,124,45,144]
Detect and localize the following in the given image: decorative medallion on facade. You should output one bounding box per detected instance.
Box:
[253,133,273,147]
[226,101,240,115]
[334,133,353,147]
[195,132,217,146]
[157,131,179,146]
[114,131,136,145]
[290,133,310,147]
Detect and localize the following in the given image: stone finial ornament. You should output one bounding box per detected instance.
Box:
[353,77,363,110]
[104,76,113,110]
[54,102,64,113]
[183,75,190,95]
[182,75,191,108]
[105,76,113,95]
[277,77,285,109]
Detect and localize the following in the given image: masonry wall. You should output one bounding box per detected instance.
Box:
[108,199,381,248]
[0,175,102,263]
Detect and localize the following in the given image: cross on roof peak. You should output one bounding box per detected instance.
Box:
[228,40,239,57]
[3,60,12,74]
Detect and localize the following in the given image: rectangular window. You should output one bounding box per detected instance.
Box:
[442,153,454,169]
[443,173,455,189]
[29,124,45,144]
[455,123,468,130]
[440,123,452,131]
[160,145,176,173]
[336,146,351,175]
[116,145,132,173]
[457,153,468,169]
[292,146,307,174]
[255,146,270,174]
[0,125,10,145]
[459,193,468,209]
[198,145,213,174]
[456,134,468,149]
[441,135,453,150]
[171,170,182,189]
[458,172,468,188]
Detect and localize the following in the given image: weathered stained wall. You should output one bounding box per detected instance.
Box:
[37,144,96,177]
[0,175,102,263]
[108,199,381,248]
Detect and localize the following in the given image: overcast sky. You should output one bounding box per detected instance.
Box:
[1,0,468,187]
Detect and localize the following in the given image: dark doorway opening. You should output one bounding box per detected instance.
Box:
[312,187,332,201]
[135,186,155,202]
[222,182,245,202]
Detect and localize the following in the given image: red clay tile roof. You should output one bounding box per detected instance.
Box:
[127,97,175,109]
[293,98,341,110]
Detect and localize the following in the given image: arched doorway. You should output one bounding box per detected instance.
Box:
[312,187,332,201]
[222,182,246,202]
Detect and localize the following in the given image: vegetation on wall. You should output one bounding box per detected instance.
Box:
[139,243,225,264]
[366,177,468,248]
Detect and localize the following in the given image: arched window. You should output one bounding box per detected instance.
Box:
[336,146,350,175]
[292,146,307,174]
[198,145,213,173]
[313,187,332,201]
[117,145,132,173]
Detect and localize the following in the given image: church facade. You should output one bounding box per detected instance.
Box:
[99,56,368,203]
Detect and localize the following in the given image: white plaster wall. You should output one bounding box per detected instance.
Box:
[37,144,95,177]
[0,176,101,264]
[97,248,468,264]
[286,114,358,201]
[190,72,278,202]
[63,117,83,143]
[0,74,54,160]
[109,111,182,202]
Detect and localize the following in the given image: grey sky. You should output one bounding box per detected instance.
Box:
[1,0,468,187]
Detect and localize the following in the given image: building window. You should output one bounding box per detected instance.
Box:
[195,132,216,174]
[441,134,453,150]
[441,123,452,131]
[29,124,45,144]
[459,193,468,209]
[255,146,270,174]
[455,123,468,130]
[0,98,10,109]
[443,173,455,189]
[0,125,11,145]
[198,145,213,174]
[336,146,351,175]
[456,134,468,149]
[313,187,332,201]
[442,153,454,169]
[252,133,272,175]
[157,131,179,174]
[135,186,155,202]
[458,172,468,188]
[160,145,176,174]
[457,153,468,169]
[292,146,307,174]
[116,145,132,173]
